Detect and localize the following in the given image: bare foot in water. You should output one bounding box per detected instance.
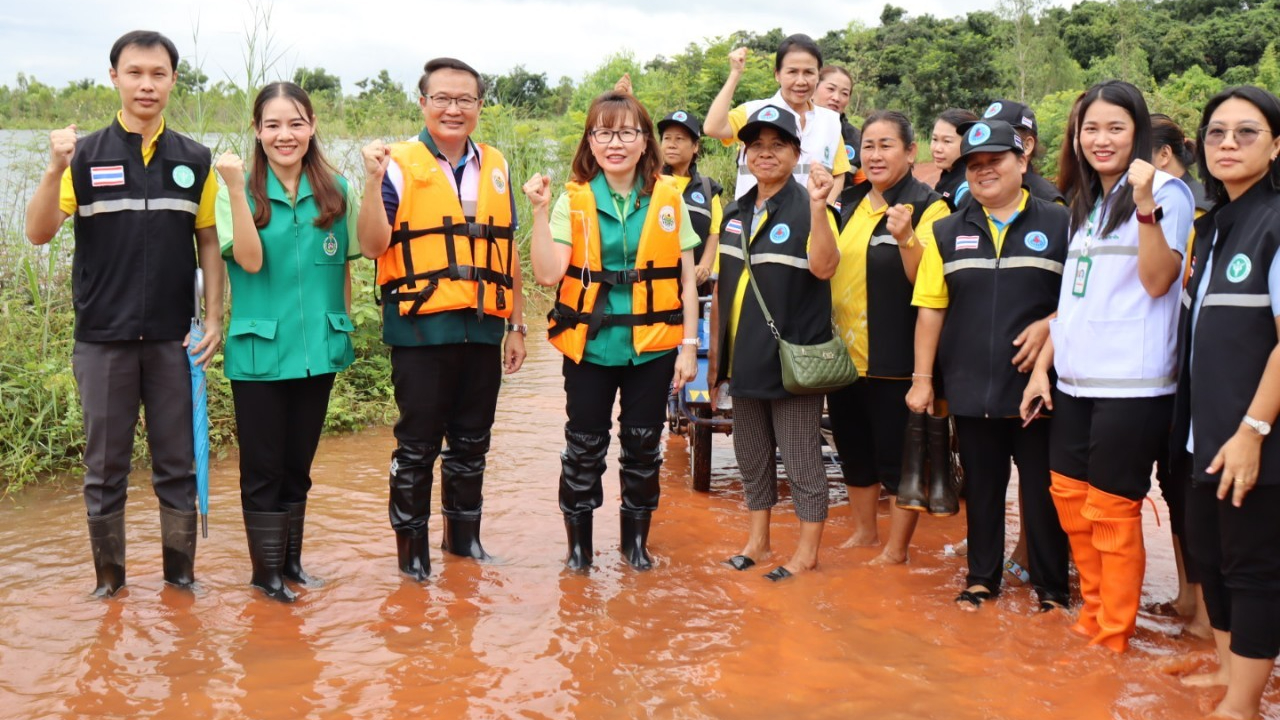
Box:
[1182,619,1214,640]
[868,548,908,566]
[1181,667,1229,688]
[838,532,879,549]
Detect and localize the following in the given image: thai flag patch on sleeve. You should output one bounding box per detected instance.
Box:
[90,165,125,187]
[955,235,980,251]
[725,218,743,235]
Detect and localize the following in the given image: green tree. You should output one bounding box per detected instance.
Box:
[487,66,550,110]
[293,66,341,96]
[175,59,208,95]
[1255,42,1280,96]
[355,69,404,101]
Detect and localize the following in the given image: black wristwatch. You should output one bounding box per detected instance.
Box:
[506,323,528,335]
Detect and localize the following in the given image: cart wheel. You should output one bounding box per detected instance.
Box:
[691,407,712,492]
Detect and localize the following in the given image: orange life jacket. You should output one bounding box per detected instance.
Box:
[548,176,686,363]
[376,140,515,318]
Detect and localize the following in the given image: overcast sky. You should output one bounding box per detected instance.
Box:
[0,0,1035,95]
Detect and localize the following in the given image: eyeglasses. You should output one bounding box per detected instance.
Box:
[589,128,643,144]
[425,94,480,110]
[1203,125,1272,147]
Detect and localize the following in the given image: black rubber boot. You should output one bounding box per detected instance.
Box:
[926,414,960,517]
[441,434,492,560]
[282,501,323,587]
[396,530,431,581]
[619,426,662,571]
[87,509,126,598]
[564,514,594,571]
[558,429,610,517]
[243,511,296,603]
[896,411,928,511]
[159,505,197,589]
[620,514,653,571]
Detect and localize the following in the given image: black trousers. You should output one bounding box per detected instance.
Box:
[955,416,1069,601]
[231,374,336,512]
[1049,391,1173,500]
[71,340,195,516]
[559,353,675,516]
[388,344,502,532]
[1185,482,1280,659]
[827,377,911,494]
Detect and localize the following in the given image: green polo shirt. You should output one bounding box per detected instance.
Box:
[380,128,509,347]
[216,169,361,381]
[550,174,700,366]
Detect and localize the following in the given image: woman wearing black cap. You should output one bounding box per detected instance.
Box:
[981,99,1066,204]
[931,108,979,210]
[908,119,1070,611]
[658,110,724,295]
[704,35,851,202]
[1020,80,1194,653]
[1172,83,1280,720]
[711,105,841,581]
[827,111,951,563]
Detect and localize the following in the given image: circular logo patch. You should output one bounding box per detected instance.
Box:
[967,123,991,146]
[323,232,338,256]
[758,107,781,122]
[769,223,791,244]
[172,164,195,189]
[1024,231,1049,252]
[491,169,507,194]
[690,191,706,204]
[1227,253,1252,283]
[846,143,856,161]
[984,102,1003,119]
[673,111,688,122]
[658,205,677,233]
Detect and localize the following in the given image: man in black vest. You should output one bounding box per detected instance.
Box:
[24,30,223,598]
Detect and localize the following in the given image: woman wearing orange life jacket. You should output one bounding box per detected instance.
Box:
[524,91,699,572]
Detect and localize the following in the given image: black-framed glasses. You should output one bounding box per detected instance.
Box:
[425,94,480,110]
[1203,125,1272,147]
[589,128,643,144]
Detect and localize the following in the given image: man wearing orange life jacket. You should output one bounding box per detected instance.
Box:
[358,57,526,581]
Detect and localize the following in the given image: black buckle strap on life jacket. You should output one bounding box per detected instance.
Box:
[563,265,681,285]
[547,301,683,341]
[382,217,515,316]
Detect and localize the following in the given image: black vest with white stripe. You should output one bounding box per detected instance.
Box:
[70,117,210,341]
[681,166,723,266]
[716,179,833,399]
[933,195,1069,417]
[1173,180,1280,486]
[841,174,941,377]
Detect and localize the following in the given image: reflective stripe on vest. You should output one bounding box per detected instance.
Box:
[548,178,685,363]
[376,141,515,319]
[78,197,200,217]
[1201,292,1271,308]
[1059,374,1177,390]
[943,257,1064,275]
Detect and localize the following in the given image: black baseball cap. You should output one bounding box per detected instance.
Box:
[738,105,800,146]
[981,100,1038,136]
[958,120,1025,158]
[657,110,702,140]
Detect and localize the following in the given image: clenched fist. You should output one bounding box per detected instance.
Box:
[361,139,391,181]
[215,151,246,190]
[886,203,916,245]
[523,172,551,211]
[807,162,833,205]
[728,47,749,75]
[48,125,78,171]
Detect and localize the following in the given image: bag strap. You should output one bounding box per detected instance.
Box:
[738,211,782,341]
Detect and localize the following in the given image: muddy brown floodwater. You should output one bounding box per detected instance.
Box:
[1,336,1277,720]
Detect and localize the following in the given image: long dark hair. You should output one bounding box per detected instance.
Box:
[570,92,661,195]
[249,81,345,230]
[1056,92,1086,198]
[1065,80,1152,238]
[1195,85,1280,206]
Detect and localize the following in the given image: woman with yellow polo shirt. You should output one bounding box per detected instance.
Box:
[704,34,851,202]
[827,110,950,563]
[524,91,699,572]
[907,119,1070,611]
[657,109,723,295]
[709,106,841,581]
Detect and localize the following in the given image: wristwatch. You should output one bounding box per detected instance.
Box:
[1243,415,1272,436]
[1136,205,1164,225]
[506,323,528,335]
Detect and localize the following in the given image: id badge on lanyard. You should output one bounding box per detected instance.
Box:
[1072,256,1092,297]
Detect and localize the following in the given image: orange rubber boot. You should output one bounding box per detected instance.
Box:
[1049,472,1101,638]
[1082,486,1145,653]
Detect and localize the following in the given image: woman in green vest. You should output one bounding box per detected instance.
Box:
[214,82,359,602]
